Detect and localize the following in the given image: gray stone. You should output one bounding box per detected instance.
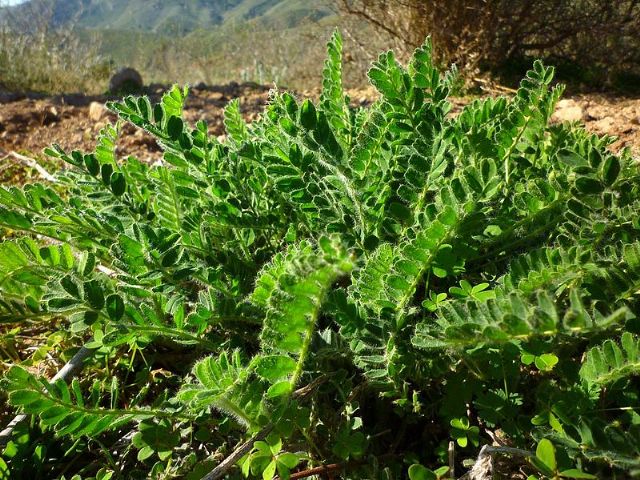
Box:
[109,67,144,94]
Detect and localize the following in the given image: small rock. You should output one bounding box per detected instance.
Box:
[593,116,615,133]
[209,91,225,102]
[40,106,59,126]
[89,101,107,122]
[585,105,608,121]
[621,105,640,125]
[552,99,584,123]
[109,67,144,94]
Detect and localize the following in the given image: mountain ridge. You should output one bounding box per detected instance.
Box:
[7,0,333,34]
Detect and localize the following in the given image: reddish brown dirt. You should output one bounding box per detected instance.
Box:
[0,83,272,165]
[1,84,639,173]
[553,94,640,154]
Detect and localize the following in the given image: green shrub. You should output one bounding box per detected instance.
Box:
[1,32,640,479]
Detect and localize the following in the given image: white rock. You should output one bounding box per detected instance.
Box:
[109,67,143,93]
[552,99,584,123]
[593,116,615,133]
[89,102,107,122]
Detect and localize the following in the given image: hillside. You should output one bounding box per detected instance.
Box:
[0,0,378,91]
[10,0,334,34]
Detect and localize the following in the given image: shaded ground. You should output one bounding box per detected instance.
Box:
[1,84,639,175]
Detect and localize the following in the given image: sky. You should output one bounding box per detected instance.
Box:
[2,0,27,5]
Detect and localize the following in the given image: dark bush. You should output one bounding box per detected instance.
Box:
[340,0,640,87]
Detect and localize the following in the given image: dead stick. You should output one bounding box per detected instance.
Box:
[279,455,393,480]
[200,376,328,480]
[0,345,93,445]
[8,151,57,182]
[200,427,272,480]
[448,440,455,479]
[288,462,346,480]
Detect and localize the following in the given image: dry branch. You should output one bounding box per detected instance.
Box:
[1,150,57,182]
[0,345,93,445]
[200,376,329,480]
[339,0,640,82]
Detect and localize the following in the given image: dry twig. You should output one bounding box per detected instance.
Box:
[200,377,328,480]
[7,151,57,182]
[0,345,93,445]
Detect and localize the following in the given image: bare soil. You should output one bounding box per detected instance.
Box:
[1,84,639,172]
[0,83,272,166]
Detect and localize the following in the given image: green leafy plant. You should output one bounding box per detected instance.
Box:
[241,432,301,480]
[408,463,449,480]
[1,31,640,479]
[530,438,596,479]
